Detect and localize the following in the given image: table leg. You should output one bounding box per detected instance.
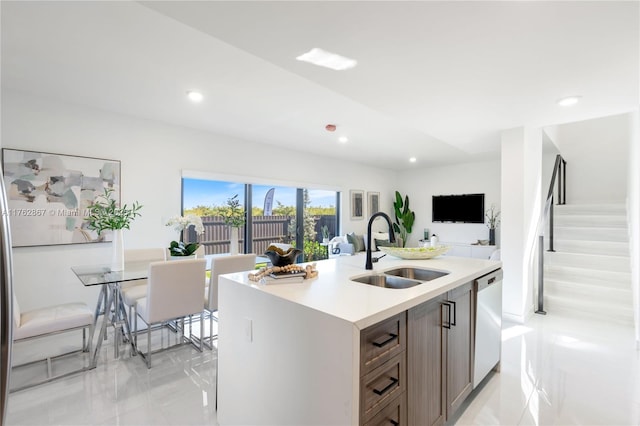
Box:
[91,285,114,368]
[115,285,137,356]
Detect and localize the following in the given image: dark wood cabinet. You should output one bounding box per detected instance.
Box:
[407,282,475,426]
[360,312,407,425]
[407,293,447,426]
[445,282,475,418]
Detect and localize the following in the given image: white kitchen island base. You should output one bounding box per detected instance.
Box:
[218,274,360,425]
[217,255,501,425]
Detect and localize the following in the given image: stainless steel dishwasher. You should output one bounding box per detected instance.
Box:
[473,268,503,388]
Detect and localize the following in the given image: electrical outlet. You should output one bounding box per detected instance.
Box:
[244,317,252,343]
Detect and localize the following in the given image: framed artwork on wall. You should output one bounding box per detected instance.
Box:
[368,191,380,215]
[350,190,364,220]
[1,148,121,247]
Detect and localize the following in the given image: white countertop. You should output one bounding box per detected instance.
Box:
[223,254,502,329]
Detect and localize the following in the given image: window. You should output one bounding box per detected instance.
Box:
[182,178,339,262]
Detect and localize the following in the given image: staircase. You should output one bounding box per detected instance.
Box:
[544,203,633,325]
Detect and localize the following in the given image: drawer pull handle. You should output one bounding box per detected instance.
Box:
[450,300,457,326]
[372,333,398,348]
[488,277,496,284]
[373,377,398,396]
[442,302,451,329]
[389,420,399,426]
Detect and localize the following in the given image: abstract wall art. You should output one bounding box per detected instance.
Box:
[1,149,120,247]
[350,189,364,220]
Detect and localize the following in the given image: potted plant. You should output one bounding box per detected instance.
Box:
[165,214,205,257]
[221,194,246,254]
[321,225,330,244]
[392,191,415,247]
[486,204,500,246]
[85,188,142,271]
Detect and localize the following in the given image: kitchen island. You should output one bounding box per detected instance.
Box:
[217,254,501,425]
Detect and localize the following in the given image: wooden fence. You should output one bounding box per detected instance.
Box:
[186,215,337,255]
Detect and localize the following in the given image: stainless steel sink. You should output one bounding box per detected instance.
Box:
[383,267,449,281]
[350,274,422,289]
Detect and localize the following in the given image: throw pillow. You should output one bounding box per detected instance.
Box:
[375,238,397,248]
[347,232,365,252]
[370,232,389,251]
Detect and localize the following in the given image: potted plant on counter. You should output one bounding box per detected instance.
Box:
[486,204,500,246]
[165,214,205,258]
[85,188,143,271]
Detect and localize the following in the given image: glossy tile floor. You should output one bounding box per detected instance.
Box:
[5,312,640,425]
[455,313,640,426]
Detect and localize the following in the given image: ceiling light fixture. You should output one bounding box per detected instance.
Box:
[557,95,581,107]
[296,48,357,71]
[338,136,348,143]
[186,91,203,102]
[409,157,417,163]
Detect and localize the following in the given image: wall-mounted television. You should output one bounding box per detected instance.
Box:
[432,193,485,223]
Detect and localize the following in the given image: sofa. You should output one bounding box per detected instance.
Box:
[329,232,393,255]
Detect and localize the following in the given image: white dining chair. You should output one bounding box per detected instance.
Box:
[11,294,94,391]
[203,253,256,349]
[134,258,206,368]
[120,248,167,330]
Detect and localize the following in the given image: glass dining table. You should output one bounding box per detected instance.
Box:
[71,261,151,366]
[72,254,269,366]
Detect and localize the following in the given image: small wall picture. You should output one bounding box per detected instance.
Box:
[350,190,364,220]
[368,192,380,215]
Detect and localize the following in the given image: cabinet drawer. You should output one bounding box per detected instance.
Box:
[361,353,406,422]
[361,312,406,373]
[364,392,406,426]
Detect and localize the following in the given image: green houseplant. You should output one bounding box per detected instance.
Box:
[85,188,142,271]
[85,188,142,235]
[221,194,246,254]
[392,191,415,248]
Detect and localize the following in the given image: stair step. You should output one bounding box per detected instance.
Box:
[554,215,627,228]
[544,294,634,326]
[545,251,630,272]
[554,226,628,242]
[545,279,632,303]
[553,239,629,256]
[554,204,626,215]
[544,264,631,288]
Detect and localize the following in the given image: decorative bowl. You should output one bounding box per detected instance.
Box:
[264,248,303,267]
[378,245,450,260]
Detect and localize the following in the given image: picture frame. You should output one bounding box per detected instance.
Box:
[368,191,380,215]
[350,190,364,220]
[1,148,121,247]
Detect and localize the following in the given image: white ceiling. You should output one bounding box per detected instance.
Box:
[2,1,638,170]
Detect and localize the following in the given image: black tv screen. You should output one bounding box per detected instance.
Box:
[432,194,485,223]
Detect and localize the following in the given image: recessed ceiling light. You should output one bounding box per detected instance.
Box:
[186,91,203,102]
[557,96,581,107]
[338,136,348,143]
[409,157,417,163]
[296,48,357,71]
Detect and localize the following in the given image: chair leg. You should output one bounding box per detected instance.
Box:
[200,312,204,352]
[146,324,151,369]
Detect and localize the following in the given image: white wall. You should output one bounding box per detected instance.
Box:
[628,109,640,346]
[2,91,397,310]
[397,160,501,247]
[501,127,543,323]
[552,113,630,204]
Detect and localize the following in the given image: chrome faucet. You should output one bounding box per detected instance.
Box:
[365,212,396,270]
